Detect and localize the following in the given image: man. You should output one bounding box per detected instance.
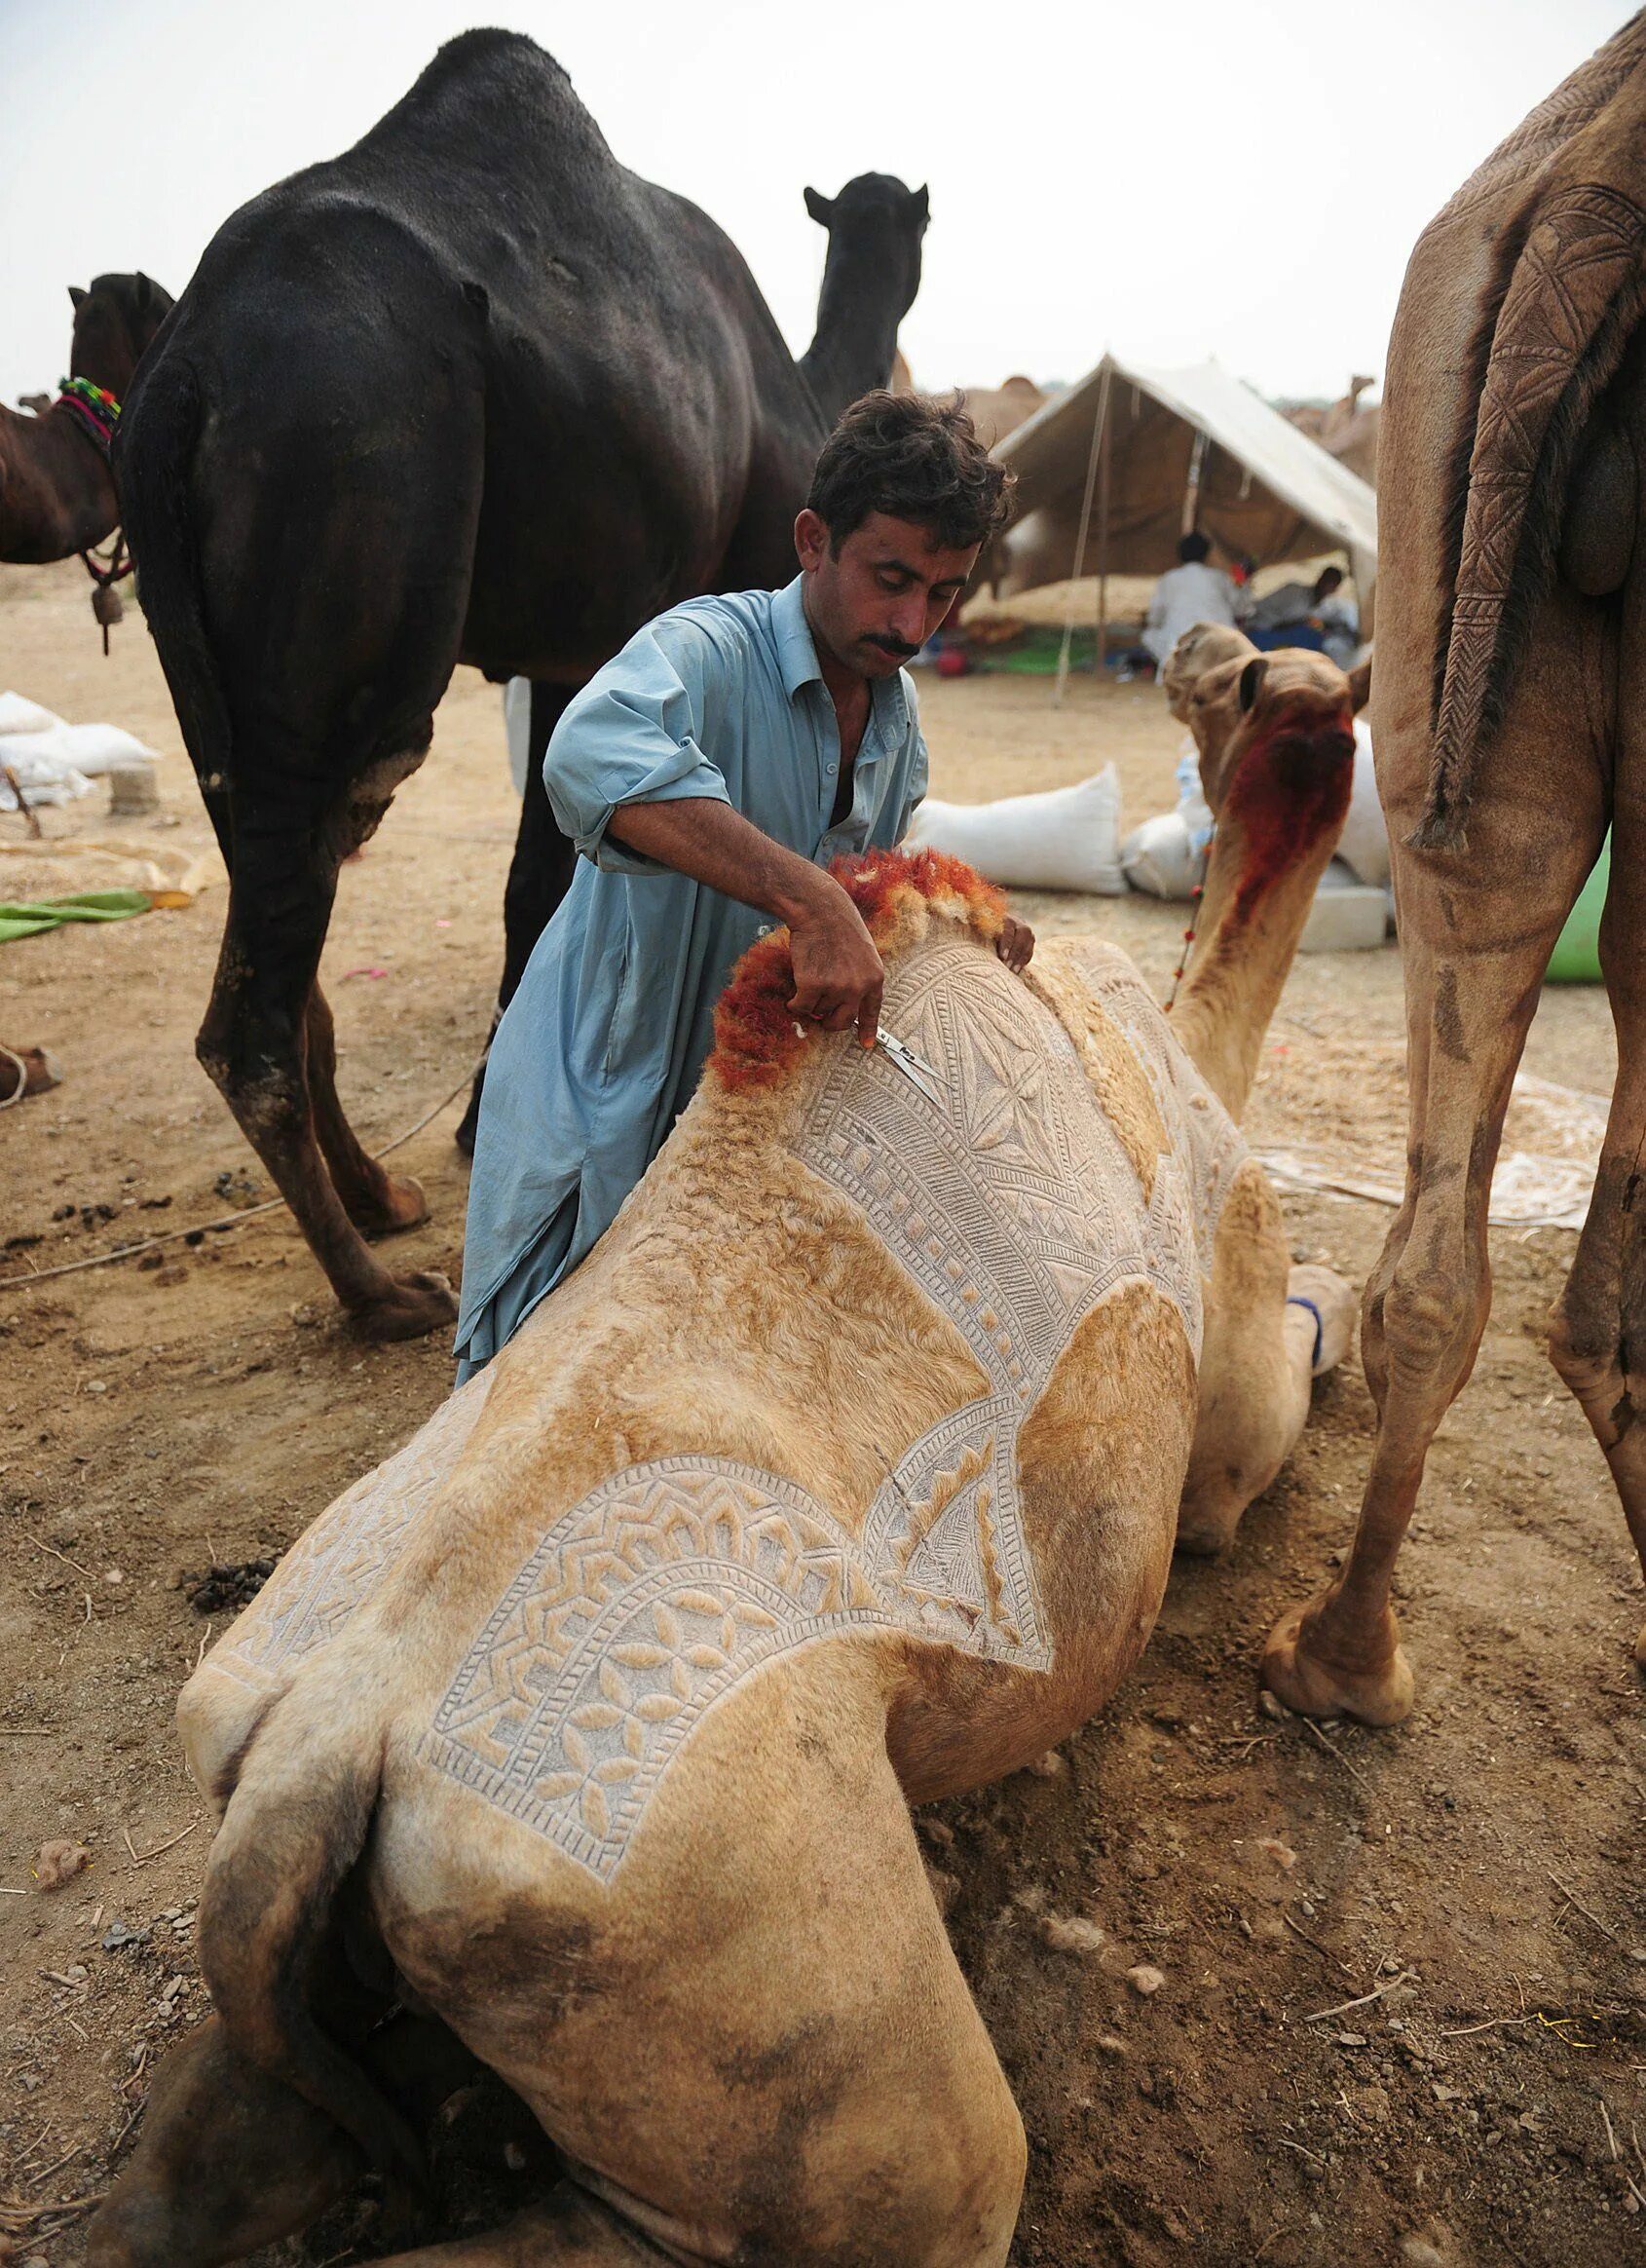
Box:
[1243,563,1355,659]
[1141,531,1238,673]
[457,392,1030,1378]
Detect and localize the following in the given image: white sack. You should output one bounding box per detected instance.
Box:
[907,765,1124,894]
[0,691,59,737]
[1336,717,1389,888]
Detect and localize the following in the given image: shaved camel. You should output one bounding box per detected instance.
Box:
[1262,13,1646,1725]
[87,635,1366,2268]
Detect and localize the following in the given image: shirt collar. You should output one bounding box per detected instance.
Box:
[772,575,824,699]
[770,572,911,740]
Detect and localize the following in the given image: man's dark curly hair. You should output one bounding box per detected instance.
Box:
[806,391,1015,553]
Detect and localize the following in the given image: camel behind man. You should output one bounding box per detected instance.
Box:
[88,633,1366,2267]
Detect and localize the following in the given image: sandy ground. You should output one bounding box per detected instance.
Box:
[0,558,1642,2268]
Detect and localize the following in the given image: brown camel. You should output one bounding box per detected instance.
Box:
[87,633,1365,2268]
[1263,12,1646,1725]
[0,273,170,562]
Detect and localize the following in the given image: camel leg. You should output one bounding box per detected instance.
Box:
[1262,773,1606,1721]
[1550,734,1646,1669]
[197,823,456,1342]
[367,2186,659,2264]
[456,682,580,1156]
[306,982,431,1235]
[1178,1164,1358,1555]
[89,2007,488,2267]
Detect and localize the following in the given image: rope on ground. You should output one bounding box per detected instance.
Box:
[0,1058,484,1294]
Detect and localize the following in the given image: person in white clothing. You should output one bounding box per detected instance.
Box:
[1140,531,1238,671]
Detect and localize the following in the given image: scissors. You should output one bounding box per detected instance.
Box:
[872,1025,943,1107]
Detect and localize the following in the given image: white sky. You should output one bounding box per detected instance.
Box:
[0,0,1626,412]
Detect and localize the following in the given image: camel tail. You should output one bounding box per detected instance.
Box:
[194,1669,426,2197]
[1417,119,1646,850]
[113,356,235,838]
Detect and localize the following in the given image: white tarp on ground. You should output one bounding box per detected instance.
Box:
[990,353,1379,608]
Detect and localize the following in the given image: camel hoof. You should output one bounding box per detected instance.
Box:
[1260,1596,1414,1726]
[348,1269,457,1342]
[1175,1509,1238,1558]
[351,1171,431,1237]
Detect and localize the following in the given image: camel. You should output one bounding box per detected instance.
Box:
[1285,374,1380,488]
[118,29,928,1341]
[1261,12,1646,1726]
[0,272,170,562]
[87,631,1367,2268]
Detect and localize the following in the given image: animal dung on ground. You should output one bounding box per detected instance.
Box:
[32,1838,90,1890]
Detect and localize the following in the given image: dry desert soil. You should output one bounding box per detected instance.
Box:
[0,560,1642,2267]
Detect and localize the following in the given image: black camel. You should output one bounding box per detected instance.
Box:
[117,29,927,1340]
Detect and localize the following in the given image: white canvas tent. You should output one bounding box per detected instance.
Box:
[989,352,1379,644]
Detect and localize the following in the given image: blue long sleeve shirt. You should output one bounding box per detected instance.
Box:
[455,575,928,1375]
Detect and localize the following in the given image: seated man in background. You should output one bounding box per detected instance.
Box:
[1243,563,1357,661]
[1139,530,1239,676]
[456,393,1032,1380]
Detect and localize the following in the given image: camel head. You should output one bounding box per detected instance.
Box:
[1163,622,1367,820]
[67,271,173,399]
[1163,623,1371,1119]
[804,174,929,325]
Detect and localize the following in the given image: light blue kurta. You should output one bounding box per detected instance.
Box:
[455,576,929,1376]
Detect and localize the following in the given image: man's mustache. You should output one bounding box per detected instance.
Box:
[864,633,919,657]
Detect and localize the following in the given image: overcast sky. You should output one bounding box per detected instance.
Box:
[0,0,1627,412]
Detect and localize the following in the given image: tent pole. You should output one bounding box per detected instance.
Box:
[1095,381,1112,678]
[1054,363,1111,707]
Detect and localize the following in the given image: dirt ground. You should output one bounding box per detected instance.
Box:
[1,557,1642,2267]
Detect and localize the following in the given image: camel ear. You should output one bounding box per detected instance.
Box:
[1347,654,1372,712]
[908,183,930,226]
[804,186,835,227]
[134,272,156,314]
[1238,657,1267,713]
[69,285,88,309]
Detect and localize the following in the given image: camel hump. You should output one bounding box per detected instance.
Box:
[1419,65,1646,849]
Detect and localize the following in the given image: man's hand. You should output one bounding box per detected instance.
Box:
[995,916,1034,974]
[788,880,885,1046]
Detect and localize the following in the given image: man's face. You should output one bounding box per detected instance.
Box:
[795,509,978,680]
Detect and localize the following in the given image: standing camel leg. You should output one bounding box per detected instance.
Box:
[1550,640,1646,1670]
[306,983,432,1235]
[1263,615,1609,1722]
[456,683,580,1156]
[198,799,456,1342]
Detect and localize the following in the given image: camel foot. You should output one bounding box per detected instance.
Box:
[1,1042,62,1104]
[1288,1265,1357,1377]
[1261,1596,1414,1725]
[1175,1506,1237,1558]
[347,1269,458,1342]
[347,1170,432,1237]
[454,1076,484,1158]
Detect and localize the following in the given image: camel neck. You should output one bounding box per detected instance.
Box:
[0,404,119,561]
[1169,721,1355,1121]
[800,246,906,428]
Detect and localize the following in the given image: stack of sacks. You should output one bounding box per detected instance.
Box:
[905,766,1125,894]
[0,692,161,813]
[1122,721,1390,899]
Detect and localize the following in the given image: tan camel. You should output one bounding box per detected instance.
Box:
[1262,13,1646,1726]
[87,636,1365,2268]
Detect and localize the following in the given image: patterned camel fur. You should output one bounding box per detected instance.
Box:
[1262,12,1646,1728]
[88,640,1365,2268]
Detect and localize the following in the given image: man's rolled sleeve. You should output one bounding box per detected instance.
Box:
[544,622,733,875]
